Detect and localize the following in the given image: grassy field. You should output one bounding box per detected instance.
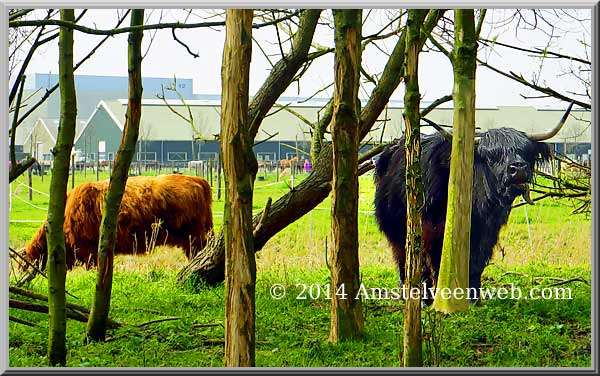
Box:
[8,168,592,367]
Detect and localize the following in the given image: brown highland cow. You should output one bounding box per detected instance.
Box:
[24,174,213,270]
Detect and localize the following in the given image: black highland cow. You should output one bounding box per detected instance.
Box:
[374,104,573,301]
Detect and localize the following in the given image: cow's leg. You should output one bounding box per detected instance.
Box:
[467,262,486,303]
[390,243,406,286]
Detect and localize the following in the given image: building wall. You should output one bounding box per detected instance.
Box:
[35,73,194,99]
[74,107,123,161]
[23,121,55,165]
[131,139,313,165]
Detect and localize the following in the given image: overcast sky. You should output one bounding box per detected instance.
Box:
[16,8,592,109]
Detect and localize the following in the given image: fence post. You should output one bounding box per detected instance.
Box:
[96,159,100,181]
[40,162,44,183]
[28,167,33,201]
[291,159,295,189]
[71,154,75,189]
[209,158,213,187]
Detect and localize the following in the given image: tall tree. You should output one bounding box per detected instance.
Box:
[221,9,257,367]
[46,8,76,366]
[86,9,144,342]
[432,9,478,313]
[402,8,428,367]
[328,8,363,342]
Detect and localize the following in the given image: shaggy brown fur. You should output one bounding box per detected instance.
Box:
[24,174,213,270]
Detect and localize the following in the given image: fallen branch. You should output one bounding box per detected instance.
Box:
[192,323,224,329]
[9,286,90,314]
[9,315,36,327]
[545,277,589,287]
[9,298,121,328]
[136,317,181,328]
[488,263,589,287]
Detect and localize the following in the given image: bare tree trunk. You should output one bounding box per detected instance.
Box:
[328,9,363,343]
[221,9,257,367]
[432,9,478,314]
[85,9,144,342]
[46,9,76,366]
[402,9,428,367]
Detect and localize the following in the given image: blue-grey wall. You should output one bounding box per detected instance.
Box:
[35,73,194,99]
[133,140,314,164]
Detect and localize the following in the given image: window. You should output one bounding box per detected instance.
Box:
[168,151,187,161]
[88,153,95,161]
[42,154,52,161]
[257,152,275,161]
[285,153,298,160]
[198,152,218,161]
[108,152,114,161]
[138,152,157,161]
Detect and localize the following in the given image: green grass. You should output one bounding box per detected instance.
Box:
[8,168,592,367]
[9,262,591,367]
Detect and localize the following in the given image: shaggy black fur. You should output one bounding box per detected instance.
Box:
[374,128,553,301]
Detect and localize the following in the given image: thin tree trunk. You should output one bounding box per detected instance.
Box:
[402,9,428,367]
[221,9,257,367]
[176,11,445,288]
[432,9,478,314]
[46,8,76,366]
[85,9,144,342]
[328,9,363,343]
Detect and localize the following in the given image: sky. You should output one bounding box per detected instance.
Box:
[13,8,592,110]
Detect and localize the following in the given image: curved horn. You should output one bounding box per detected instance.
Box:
[422,118,452,142]
[527,102,574,141]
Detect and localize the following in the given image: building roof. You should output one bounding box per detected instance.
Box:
[78,98,592,144]
[23,117,88,146]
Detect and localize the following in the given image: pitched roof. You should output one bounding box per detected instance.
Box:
[24,117,87,145]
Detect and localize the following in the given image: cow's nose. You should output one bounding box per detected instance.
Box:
[508,162,528,178]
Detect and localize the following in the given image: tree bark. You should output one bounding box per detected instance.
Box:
[176,10,445,288]
[85,9,144,343]
[328,9,363,343]
[402,9,428,367]
[221,9,257,367]
[432,9,478,314]
[46,9,76,366]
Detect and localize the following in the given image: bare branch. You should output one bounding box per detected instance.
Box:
[480,38,591,65]
[475,9,487,38]
[9,9,35,21]
[10,10,302,35]
[171,28,199,58]
[478,59,591,109]
[420,94,453,117]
